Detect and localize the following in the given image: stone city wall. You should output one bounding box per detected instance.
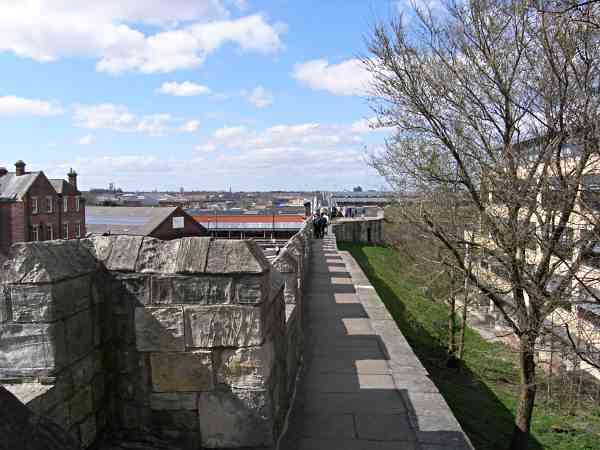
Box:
[331,217,384,244]
[0,221,313,449]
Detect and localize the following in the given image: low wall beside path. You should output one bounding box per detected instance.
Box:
[331,218,384,244]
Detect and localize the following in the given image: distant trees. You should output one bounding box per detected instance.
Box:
[366,1,600,449]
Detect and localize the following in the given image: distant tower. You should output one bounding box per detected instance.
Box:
[180,187,184,194]
[109,182,115,192]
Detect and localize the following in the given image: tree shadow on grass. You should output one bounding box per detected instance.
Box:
[340,243,544,450]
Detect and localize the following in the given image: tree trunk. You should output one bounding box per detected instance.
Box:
[447,268,459,368]
[509,334,537,450]
[458,254,472,365]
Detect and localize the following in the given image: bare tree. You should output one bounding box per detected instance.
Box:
[366,1,600,449]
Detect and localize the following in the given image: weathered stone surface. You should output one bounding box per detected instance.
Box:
[112,274,150,309]
[0,322,66,376]
[71,353,97,387]
[0,385,81,450]
[79,413,97,447]
[69,386,93,424]
[216,341,275,388]
[151,276,233,305]
[106,236,144,272]
[198,389,274,448]
[135,307,185,352]
[174,237,211,274]
[135,238,179,273]
[151,410,199,432]
[235,275,268,304]
[185,306,263,348]
[272,250,298,274]
[205,240,269,274]
[0,285,10,322]
[64,308,94,364]
[150,392,197,411]
[150,351,213,392]
[2,240,97,284]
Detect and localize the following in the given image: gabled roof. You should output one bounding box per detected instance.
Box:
[49,179,80,196]
[86,206,198,236]
[0,172,41,201]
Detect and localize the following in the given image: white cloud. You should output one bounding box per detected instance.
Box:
[76,134,94,145]
[293,58,372,96]
[74,103,172,136]
[0,2,285,74]
[0,95,63,116]
[179,119,201,132]
[158,81,211,96]
[214,125,248,139]
[246,85,273,108]
[195,143,217,152]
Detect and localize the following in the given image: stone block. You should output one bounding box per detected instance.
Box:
[151,392,197,410]
[272,250,298,274]
[151,410,199,432]
[216,341,275,388]
[185,305,263,348]
[9,276,92,322]
[174,237,211,274]
[106,235,144,272]
[64,308,94,364]
[135,237,180,273]
[0,285,11,322]
[79,414,97,448]
[3,240,97,284]
[0,322,66,376]
[70,385,93,424]
[205,240,269,274]
[235,275,268,304]
[151,275,233,305]
[47,400,71,430]
[71,352,97,387]
[82,235,115,264]
[92,372,106,408]
[111,274,150,312]
[198,389,274,448]
[135,307,185,352]
[150,351,214,392]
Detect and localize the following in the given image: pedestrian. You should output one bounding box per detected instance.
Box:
[312,212,321,238]
[321,212,329,236]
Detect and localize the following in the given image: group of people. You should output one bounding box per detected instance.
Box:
[312,210,329,238]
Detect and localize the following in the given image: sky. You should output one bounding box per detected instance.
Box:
[0,0,409,192]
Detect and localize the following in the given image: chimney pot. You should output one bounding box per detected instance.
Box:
[68,168,78,190]
[15,160,26,176]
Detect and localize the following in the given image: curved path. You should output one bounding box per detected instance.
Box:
[280,234,472,450]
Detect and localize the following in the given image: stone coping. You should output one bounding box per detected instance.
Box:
[338,250,475,450]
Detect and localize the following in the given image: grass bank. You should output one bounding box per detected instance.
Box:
[339,243,600,450]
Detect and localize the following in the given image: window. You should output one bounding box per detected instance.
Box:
[63,197,68,212]
[172,216,184,229]
[75,196,81,212]
[63,223,69,239]
[31,197,38,214]
[75,222,81,238]
[31,225,39,241]
[46,224,53,241]
[46,196,53,213]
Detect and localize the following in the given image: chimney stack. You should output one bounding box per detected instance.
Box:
[68,168,78,190]
[15,160,26,176]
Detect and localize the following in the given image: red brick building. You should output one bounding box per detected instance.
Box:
[0,161,85,261]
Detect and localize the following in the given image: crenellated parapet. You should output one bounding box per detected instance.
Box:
[1,221,314,449]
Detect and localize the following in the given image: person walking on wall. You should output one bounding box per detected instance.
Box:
[312,212,322,238]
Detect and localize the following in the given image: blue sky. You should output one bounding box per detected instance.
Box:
[0,0,404,191]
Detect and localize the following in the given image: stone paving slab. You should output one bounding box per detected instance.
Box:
[278,234,473,450]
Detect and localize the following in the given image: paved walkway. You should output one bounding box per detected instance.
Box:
[280,234,472,450]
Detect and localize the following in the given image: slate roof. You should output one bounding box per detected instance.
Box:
[86,206,181,236]
[49,179,68,195]
[0,172,41,201]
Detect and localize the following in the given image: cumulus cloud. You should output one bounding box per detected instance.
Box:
[246,85,273,108]
[214,125,248,139]
[293,58,372,96]
[195,143,217,152]
[158,81,211,96]
[74,103,172,136]
[0,2,285,74]
[179,119,201,132]
[0,95,63,116]
[76,134,94,145]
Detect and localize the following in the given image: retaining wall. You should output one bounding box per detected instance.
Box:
[331,218,384,244]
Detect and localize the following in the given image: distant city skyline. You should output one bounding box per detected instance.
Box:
[0,1,410,191]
